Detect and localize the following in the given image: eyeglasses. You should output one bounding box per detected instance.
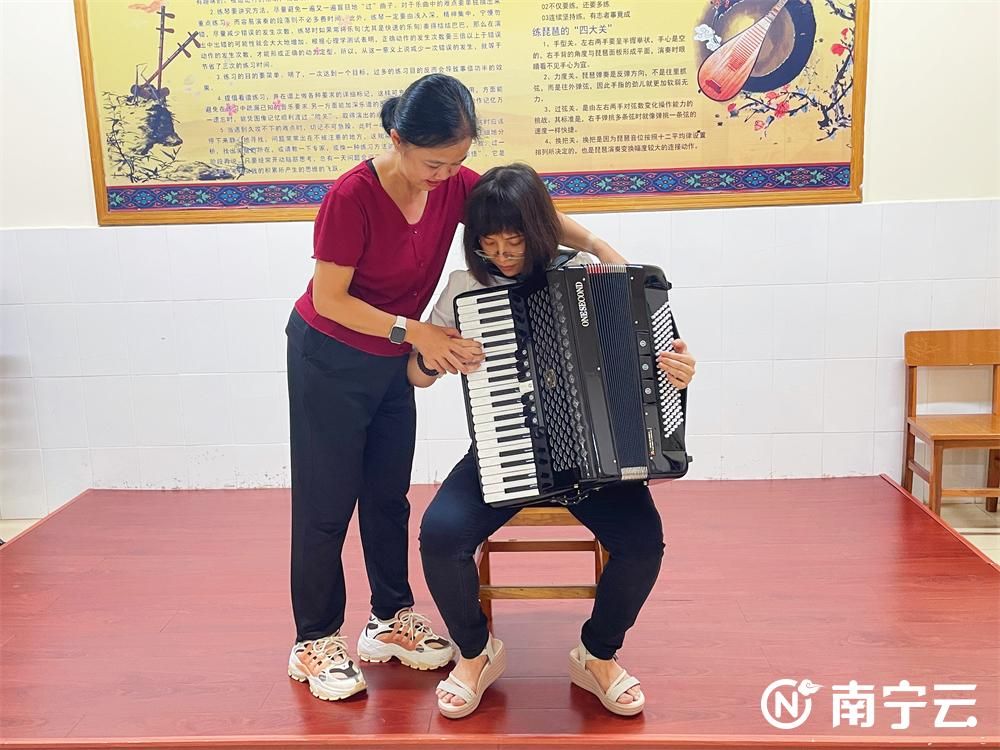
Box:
[474,248,526,262]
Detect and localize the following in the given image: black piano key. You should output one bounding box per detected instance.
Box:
[488,387,518,398]
[485,352,516,363]
[503,482,538,495]
[487,373,518,384]
[477,314,513,325]
[497,432,526,442]
[477,303,511,315]
[479,329,511,339]
[483,337,517,349]
[467,290,509,304]
[485,362,517,373]
[492,398,520,408]
[492,412,522,424]
[499,457,534,467]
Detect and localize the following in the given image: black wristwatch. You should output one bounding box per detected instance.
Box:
[388,315,407,345]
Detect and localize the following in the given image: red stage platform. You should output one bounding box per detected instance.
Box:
[1,477,997,749]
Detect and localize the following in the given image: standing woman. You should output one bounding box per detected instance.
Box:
[285,73,627,703]
[286,74,484,702]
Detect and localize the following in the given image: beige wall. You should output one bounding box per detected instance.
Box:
[863,0,1000,202]
[0,1,95,229]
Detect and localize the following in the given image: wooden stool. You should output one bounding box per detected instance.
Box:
[475,506,608,628]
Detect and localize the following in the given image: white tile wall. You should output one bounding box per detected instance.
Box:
[0,230,24,305]
[772,433,823,478]
[1,198,998,518]
[720,207,775,286]
[881,203,937,281]
[773,284,827,359]
[773,205,829,284]
[825,283,879,358]
[40,449,91,513]
[827,203,881,282]
[722,286,773,360]
[772,360,824,433]
[823,359,877,433]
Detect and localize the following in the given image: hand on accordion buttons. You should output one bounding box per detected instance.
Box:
[657,339,695,389]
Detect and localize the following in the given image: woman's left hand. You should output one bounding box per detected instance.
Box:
[596,245,627,264]
[657,339,696,389]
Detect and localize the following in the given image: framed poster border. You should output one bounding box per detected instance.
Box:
[74,0,868,226]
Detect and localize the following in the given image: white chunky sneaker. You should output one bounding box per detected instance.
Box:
[356,608,454,670]
[288,632,366,701]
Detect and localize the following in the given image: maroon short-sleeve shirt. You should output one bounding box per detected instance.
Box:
[294,160,480,356]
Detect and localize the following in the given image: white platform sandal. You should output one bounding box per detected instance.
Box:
[569,642,645,716]
[436,636,506,719]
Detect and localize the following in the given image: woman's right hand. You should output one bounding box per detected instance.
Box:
[410,322,484,375]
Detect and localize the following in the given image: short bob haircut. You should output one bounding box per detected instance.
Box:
[463,163,561,285]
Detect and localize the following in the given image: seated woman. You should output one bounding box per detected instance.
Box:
[409,164,696,719]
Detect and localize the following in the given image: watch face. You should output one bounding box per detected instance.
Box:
[389,326,406,344]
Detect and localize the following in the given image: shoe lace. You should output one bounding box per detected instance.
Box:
[396,609,432,641]
[310,633,349,669]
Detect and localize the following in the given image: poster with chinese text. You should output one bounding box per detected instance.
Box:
[75,0,868,225]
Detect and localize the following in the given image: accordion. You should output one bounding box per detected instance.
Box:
[455,264,690,508]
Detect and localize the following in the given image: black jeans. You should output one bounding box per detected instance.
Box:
[286,310,416,642]
[419,450,665,660]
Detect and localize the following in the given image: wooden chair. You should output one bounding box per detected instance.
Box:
[475,506,608,628]
[901,329,1000,516]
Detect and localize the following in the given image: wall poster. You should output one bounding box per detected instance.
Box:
[74,0,868,225]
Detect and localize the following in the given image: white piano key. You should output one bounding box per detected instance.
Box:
[471,402,522,418]
[471,410,524,427]
[484,485,540,504]
[469,394,530,417]
[468,392,518,408]
[468,370,528,388]
[469,382,521,398]
[470,376,534,398]
[467,366,517,383]
[474,437,532,455]
[472,426,531,444]
[478,451,534,468]
[482,475,537,492]
[466,374,520,391]
[470,396,522,412]
[472,409,524,426]
[459,317,513,335]
[461,307,513,319]
[478,445,532,461]
[475,435,532,451]
[480,461,535,477]
[469,393,512,409]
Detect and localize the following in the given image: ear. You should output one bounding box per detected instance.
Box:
[389,129,403,150]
